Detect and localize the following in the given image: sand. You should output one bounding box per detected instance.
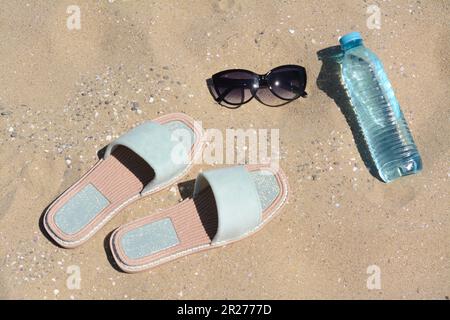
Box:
[0,0,449,299]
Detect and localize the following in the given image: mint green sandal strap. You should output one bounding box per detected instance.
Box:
[193,166,262,244]
[104,121,190,193]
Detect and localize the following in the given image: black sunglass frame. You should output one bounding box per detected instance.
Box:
[209,64,307,107]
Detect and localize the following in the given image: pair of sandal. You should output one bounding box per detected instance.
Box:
[43,113,289,273]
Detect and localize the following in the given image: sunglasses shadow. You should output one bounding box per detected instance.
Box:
[205,78,306,109]
[316,46,381,182]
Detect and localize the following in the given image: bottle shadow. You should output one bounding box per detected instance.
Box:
[316,46,382,182]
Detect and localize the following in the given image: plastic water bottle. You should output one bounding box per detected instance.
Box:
[339,32,422,182]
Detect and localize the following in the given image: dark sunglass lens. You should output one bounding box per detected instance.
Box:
[255,87,288,107]
[267,66,306,100]
[213,71,257,105]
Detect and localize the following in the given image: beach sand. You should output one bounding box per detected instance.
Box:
[0,0,449,299]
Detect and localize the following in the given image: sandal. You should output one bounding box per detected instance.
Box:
[110,164,289,272]
[44,113,203,248]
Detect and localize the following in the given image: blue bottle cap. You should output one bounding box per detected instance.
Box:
[339,32,363,49]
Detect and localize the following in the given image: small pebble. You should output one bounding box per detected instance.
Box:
[131,101,140,111]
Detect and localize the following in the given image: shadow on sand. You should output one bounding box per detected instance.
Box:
[316,45,382,182]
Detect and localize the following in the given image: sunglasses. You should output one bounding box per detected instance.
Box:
[207,65,307,108]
